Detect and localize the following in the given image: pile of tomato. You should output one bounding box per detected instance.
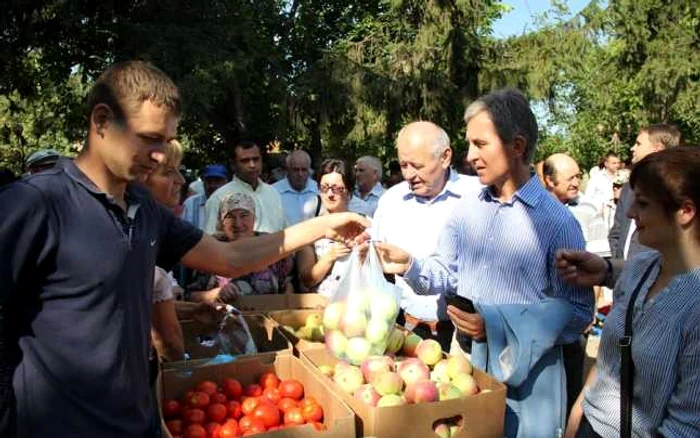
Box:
[162,372,326,437]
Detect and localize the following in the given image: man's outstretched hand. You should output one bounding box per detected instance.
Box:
[556,249,607,287]
[324,212,371,246]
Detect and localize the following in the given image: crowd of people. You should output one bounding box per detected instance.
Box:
[0,60,698,438]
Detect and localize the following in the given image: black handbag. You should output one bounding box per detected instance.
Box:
[619,262,655,438]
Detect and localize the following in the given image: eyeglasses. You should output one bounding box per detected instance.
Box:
[320,184,347,194]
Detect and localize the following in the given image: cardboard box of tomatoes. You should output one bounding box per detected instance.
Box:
[267,310,326,353]
[159,353,356,438]
[178,314,292,362]
[232,293,328,314]
[301,348,506,438]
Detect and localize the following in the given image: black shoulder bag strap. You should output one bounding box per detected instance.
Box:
[619,262,656,438]
[314,195,322,217]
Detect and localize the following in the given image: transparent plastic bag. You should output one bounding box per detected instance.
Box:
[322,243,402,364]
[195,305,257,357]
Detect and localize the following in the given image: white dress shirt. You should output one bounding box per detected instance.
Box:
[371,171,482,321]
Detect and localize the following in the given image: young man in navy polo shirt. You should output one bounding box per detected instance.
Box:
[0,61,368,438]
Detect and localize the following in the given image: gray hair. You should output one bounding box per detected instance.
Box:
[395,122,450,158]
[463,88,538,164]
[285,150,311,169]
[356,155,383,179]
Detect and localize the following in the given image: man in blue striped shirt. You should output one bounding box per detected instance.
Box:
[376,89,594,437]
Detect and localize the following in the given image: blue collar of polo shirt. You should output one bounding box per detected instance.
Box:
[355,182,384,199]
[480,174,542,207]
[402,168,463,203]
[58,157,144,209]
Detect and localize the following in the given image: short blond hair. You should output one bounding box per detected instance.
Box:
[164,139,183,167]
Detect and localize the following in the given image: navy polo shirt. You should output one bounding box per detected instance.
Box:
[0,158,202,437]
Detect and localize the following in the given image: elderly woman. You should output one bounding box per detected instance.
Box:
[142,140,223,361]
[192,192,294,302]
[561,147,700,438]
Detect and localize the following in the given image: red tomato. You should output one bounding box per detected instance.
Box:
[197,380,219,396]
[226,400,242,419]
[238,415,253,432]
[283,407,305,426]
[299,397,318,410]
[277,397,298,413]
[183,408,206,425]
[163,399,183,418]
[244,384,263,397]
[206,403,228,423]
[166,419,184,435]
[184,424,207,438]
[252,403,280,428]
[205,422,221,438]
[222,378,243,400]
[258,372,280,390]
[301,403,323,423]
[241,397,262,416]
[188,392,211,409]
[219,419,239,438]
[262,388,280,405]
[211,392,228,404]
[244,419,266,434]
[278,380,304,400]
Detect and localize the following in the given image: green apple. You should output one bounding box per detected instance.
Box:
[365,318,390,344]
[377,394,406,407]
[323,302,346,330]
[434,423,451,438]
[436,382,462,400]
[449,424,460,436]
[402,332,422,357]
[346,337,372,365]
[296,326,314,340]
[385,328,405,354]
[431,359,450,382]
[305,313,323,328]
[342,310,368,338]
[370,293,399,322]
[452,373,479,396]
[447,355,473,379]
[416,339,443,366]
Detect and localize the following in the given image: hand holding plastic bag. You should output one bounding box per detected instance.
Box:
[323,242,402,364]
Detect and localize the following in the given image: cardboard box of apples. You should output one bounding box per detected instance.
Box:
[302,332,506,438]
[268,310,327,352]
[158,352,356,438]
[176,314,292,363]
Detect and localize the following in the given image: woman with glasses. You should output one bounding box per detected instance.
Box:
[297,159,368,297]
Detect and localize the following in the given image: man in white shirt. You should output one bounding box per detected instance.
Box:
[273,150,320,225]
[372,121,481,351]
[204,141,286,234]
[181,164,228,230]
[584,151,620,210]
[354,155,384,216]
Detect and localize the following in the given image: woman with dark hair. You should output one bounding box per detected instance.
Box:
[564,147,700,437]
[296,159,369,297]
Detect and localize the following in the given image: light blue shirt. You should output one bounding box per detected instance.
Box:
[404,175,594,344]
[354,182,384,217]
[180,193,206,230]
[371,171,482,321]
[583,251,700,437]
[272,177,319,225]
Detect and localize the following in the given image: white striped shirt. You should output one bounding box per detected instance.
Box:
[404,174,594,344]
[583,251,700,437]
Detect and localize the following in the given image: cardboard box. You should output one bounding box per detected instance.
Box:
[159,353,356,438]
[179,314,292,361]
[232,293,328,313]
[301,348,506,438]
[268,309,326,352]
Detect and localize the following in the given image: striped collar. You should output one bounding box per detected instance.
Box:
[479,174,542,207]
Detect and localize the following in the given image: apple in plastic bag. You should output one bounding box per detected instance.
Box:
[365,318,390,344]
[323,302,346,331]
[370,293,399,322]
[345,337,372,365]
[325,330,348,358]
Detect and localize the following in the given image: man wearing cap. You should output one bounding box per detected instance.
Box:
[181,164,228,230]
[273,150,320,225]
[25,149,61,175]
